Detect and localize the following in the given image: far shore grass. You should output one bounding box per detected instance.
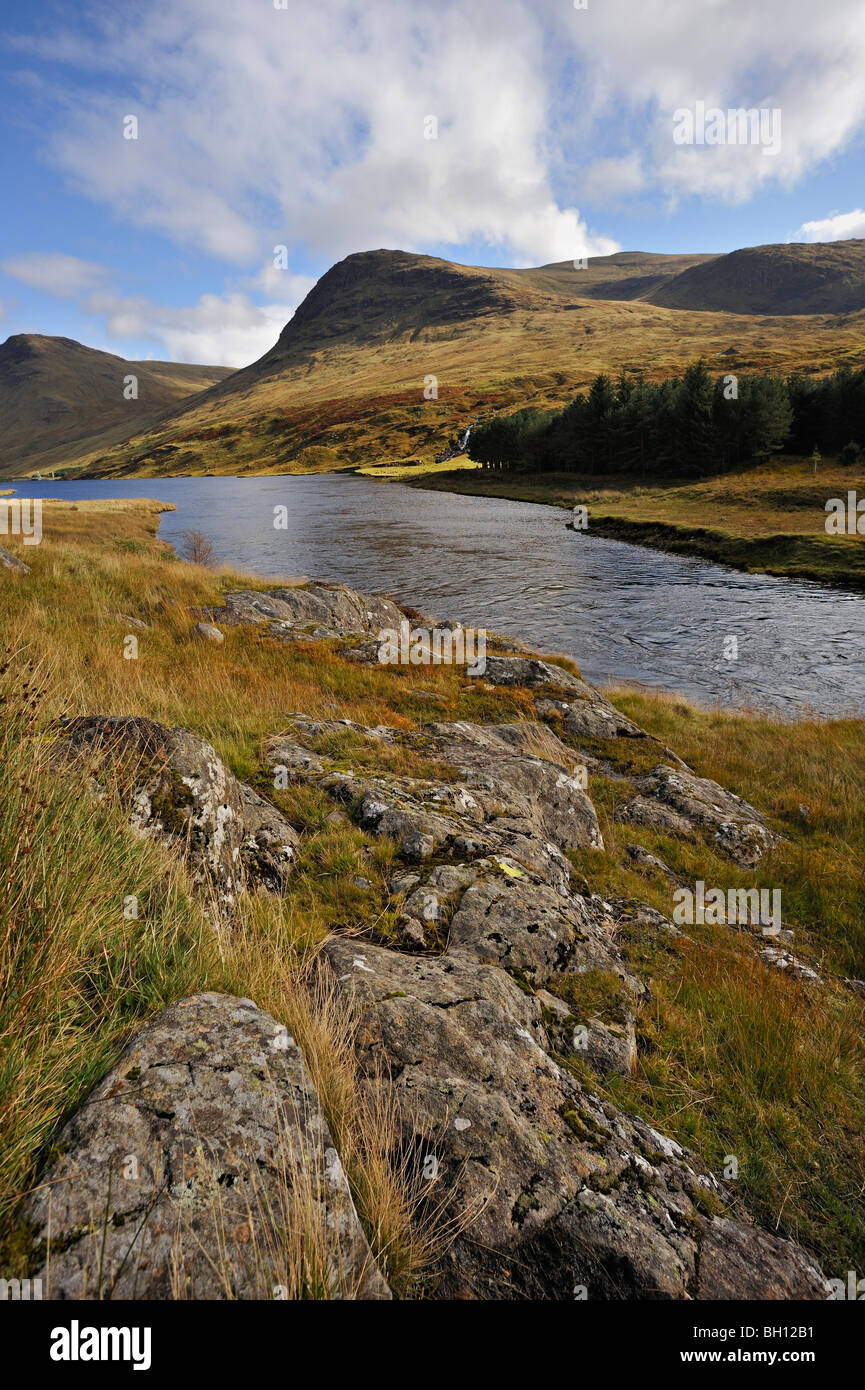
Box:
[0,496,863,1284]
[408,454,865,590]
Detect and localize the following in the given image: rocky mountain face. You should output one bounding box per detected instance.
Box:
[22,582,832,1301]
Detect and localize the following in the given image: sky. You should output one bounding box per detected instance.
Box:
[1,0,864,367]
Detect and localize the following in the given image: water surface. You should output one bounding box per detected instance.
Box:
[12,474,864,717]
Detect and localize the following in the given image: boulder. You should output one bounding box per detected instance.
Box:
[194,621,224,645]
[24,994,390,1300]
[269,711,828,1299]
[478,654,595,697]
[208,583,403,640]
[615,765,780,866]
[324,939,827,1300]
[57,716,299,911]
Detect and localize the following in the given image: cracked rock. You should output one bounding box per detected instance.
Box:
[23,994,391,1301]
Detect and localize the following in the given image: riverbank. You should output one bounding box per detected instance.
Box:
[1,498,863,1295]
[408,455,865,590]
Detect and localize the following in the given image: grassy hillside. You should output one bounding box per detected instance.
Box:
[0,334,231,477]
[29,247,865,480]
[0,500,862,1280]
[650,239,865,315]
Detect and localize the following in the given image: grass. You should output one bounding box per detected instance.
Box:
[414,454,865,589]
[25,250,865,481]
[0,497,863,1287]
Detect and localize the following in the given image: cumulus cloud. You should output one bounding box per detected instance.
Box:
[550,0,865,205]
[7,0,865,363]
[794,210,865,242]
[2,253,109,296]
[19,0,616,268]
[2,251,313,365]
[82,284,314,366]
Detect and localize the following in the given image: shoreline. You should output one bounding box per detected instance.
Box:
[407,464,865,593]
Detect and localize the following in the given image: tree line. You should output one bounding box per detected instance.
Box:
[467,361,865,478]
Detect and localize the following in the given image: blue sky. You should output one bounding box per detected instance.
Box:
[2,0,864,365]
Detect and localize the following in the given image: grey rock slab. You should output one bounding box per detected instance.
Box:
[57,716,299,912]
[211,583,403,640]
[615,765,780,866]
[0,544,30,574]
[24,994,391,1300]
[323,938,827,1300]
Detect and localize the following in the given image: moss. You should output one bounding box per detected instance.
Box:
[688,1182,726,1218]
[545,969,630,1026]
[504,966,536,997]
[149,770,195,836]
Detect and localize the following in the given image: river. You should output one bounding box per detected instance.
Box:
[10,473,864,717]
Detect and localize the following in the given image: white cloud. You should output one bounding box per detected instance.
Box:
[549,0,865,206]
[22,0,617,268]
[794,210,865,242]
[2,252,108,296]
[84,286,314,366]
[2,250,313,365]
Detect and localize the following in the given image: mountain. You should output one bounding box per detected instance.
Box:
[0,335,231,475]
[648,239,865,315]
[7,241,865,478]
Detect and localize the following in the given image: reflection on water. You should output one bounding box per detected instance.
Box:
[12,473,864,717]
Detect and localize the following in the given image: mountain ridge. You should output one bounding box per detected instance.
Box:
[3,239,865,478]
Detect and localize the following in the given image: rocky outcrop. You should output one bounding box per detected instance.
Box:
[268,710,828,1300]
[615,764,781,867]
[206,583,403,641]
[24,994,390,1300]
[267,714,603,877]
[57,716,299,911]
[324,938,826,1300]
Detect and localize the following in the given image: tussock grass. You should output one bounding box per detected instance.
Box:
[1,498,863,1284]
[0,645,450,1294]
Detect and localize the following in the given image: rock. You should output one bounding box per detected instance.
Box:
[57,716,299,912]
[478,655,595,697]
[447,872,641,992]
[695,1217,827,1300]
[106,611,149,630]
[24,994,390,1300]
[273,710,826,1298]
[207,583,403,641]
[625,843,677,879]
[583,1015,638,1076]
[267,716,604,880]
[759,948,822,984]
[194,621,224,645]
[539,990,638,1077]
[324,939,827,1300]
[615,765,780,866]
[0,544,30,574]
[536,696,648,742]
[609,898,685,938]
